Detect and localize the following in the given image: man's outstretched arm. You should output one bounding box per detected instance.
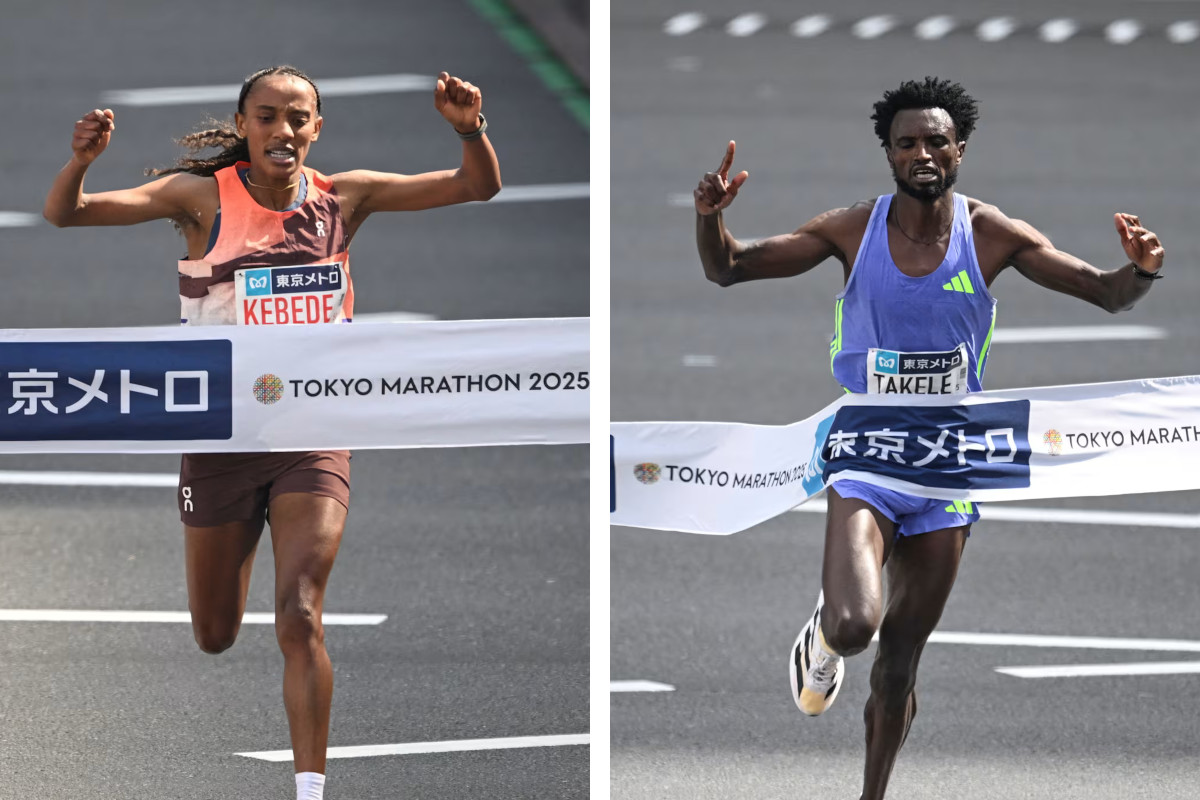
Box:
[993,210,1164,313]
[695,140,842,286]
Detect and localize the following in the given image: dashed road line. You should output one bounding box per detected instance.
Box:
[0,212,39,228]
[665,12,706,36]
[236,733,589,762]
[659,13,1198,44]
[915,15,956,40]
[926,631,1200,652]
[791,14,832,38]
[794,498,1200,529]
[727,13,767,37]
[611,680,675,692]
[1,183,586,231]
[977,16,1019,42]
[682,354,718,367]
[996,661,1200,678]
[102,74,434,106]
[0,470,177,487]
[489,182,589,203]
[0,610,386,624]
[1039,18,1080,42]
[991,324,1165,344]
[1167,20,1200,42]
[1106,19,1142,44]
[852,15,897,39]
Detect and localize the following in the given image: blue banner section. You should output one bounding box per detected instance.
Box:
[0,341,233,440]
[823,400,1032,490]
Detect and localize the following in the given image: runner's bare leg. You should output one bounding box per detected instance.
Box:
[861,525,967,800]
[820,487,896,657]
[269,493,346,775]
[185,517,265,652]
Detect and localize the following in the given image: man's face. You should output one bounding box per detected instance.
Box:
[235,75,323,180]
[886,108,965,202]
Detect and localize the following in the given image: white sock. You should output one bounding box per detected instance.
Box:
[296,772,325,800]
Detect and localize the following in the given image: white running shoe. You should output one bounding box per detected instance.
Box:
[790,592,844,716]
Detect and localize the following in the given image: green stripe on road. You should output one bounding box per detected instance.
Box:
[468,0,589,129]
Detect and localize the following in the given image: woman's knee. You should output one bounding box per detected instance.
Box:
[275,594,324,654]
[192,617,240,654]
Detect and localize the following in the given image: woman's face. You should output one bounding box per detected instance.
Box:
[235,75,323,180]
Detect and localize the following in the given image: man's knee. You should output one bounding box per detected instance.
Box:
[823,603,879,656]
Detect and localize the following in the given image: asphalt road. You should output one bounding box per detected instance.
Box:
[0,2,588,798]
[612,1,1200,798]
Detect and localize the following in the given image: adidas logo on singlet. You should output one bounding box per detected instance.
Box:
[942,269,976,294]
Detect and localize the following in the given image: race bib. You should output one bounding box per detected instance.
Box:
[234,263,347,325]
[867,344,969,395]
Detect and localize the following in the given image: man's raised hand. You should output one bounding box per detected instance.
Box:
[72,108,114,166]
[695,140,749,216]
[1114,212,1165,274]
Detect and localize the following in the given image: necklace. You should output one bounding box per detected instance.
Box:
[891,205,953,246]
[244,174,301,191]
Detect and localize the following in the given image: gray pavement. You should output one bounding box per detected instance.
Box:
[612,1,1200,798]
[0,1,588,798]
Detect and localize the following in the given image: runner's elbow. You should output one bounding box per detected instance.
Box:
[42,207,73,227]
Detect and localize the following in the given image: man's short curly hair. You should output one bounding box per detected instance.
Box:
[871,77,979,147]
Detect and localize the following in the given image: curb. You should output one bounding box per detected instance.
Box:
[507,0,589,88]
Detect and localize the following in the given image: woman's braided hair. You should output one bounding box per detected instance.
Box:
[148,65,322,177]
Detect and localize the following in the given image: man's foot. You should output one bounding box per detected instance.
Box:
[790,592,844,715]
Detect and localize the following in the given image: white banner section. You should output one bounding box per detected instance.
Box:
[0,318,588,453]
[611,375,1200,535]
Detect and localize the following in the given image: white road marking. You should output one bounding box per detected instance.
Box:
[1105,19,1142,43]
[915,15,956,40]
[0,610,386,624]
[0,470,177,487]
[102,74,434,106]
[791,14,832,38]
[665,12,706,36]
[852,15,897,39]
[793,498,1200,529]
[489,183,588,203]
[236,733,590,762]
[996,661,1200,678]
[727,13,767,37]
[682,355,718,367]
[1166,20,1200,42]
[611,680,676,692]
[1039,18,1079,42]
[925,631,1200,652]
[0,211,39,228]
[668,192,695,207]
[991,324,1165,344]
[668,56,702,72]
[977,17,1018,41]
[354,311,438,323]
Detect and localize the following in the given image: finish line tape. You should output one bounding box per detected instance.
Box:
[0,318,588,453]
[611,375,1200,534]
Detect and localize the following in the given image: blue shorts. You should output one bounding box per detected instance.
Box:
[830,479,979,537]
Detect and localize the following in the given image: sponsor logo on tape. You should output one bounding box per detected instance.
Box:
[634,463,661,485]
[253,374,285,405]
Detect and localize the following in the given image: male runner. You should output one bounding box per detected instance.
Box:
[693,77,1164,800]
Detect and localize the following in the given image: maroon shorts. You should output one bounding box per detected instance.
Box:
[178,450,351,527]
